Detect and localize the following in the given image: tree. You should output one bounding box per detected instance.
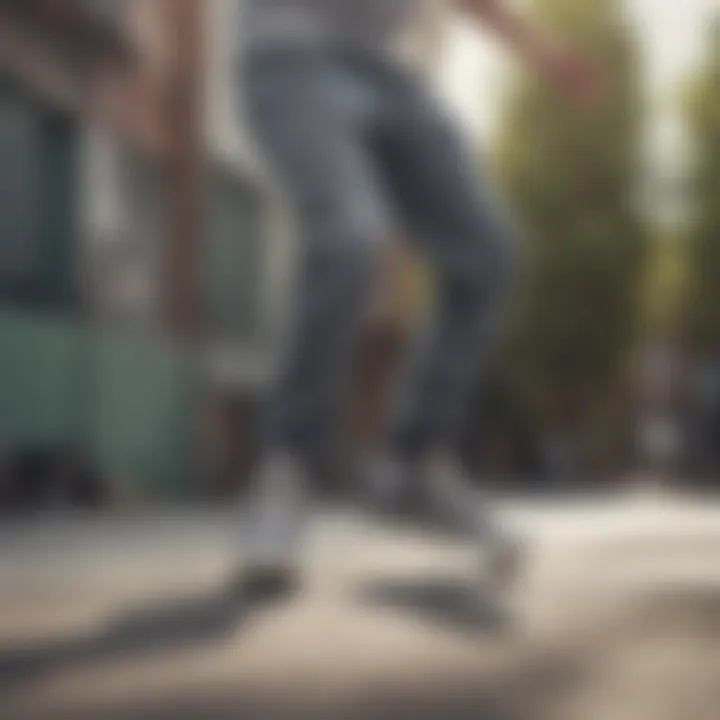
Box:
[494,0,647,464]
[684,18,720,354]
[640,234,687,340]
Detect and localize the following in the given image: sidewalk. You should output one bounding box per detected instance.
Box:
[1,495,719,720]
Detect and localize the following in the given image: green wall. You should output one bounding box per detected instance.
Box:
[0,82,269,500]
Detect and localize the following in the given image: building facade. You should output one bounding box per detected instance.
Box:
[0,0,452,500]
[0,0,281,500]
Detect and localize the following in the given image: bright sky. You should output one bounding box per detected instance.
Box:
[441,0,717,174]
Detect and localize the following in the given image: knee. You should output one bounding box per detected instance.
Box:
[303,211,384,289]
[313,242,379,299]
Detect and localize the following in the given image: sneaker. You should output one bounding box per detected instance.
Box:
[425,453,523,586]
[367,452,486,538]
[368,452,523,587]
[423,453,491,538]
[234,453,308,598]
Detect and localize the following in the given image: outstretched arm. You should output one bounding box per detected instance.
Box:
[453,0,602,108]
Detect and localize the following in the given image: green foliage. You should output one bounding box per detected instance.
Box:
[684,19,720,352]
[494,0,647,435]
[640,235,688,339]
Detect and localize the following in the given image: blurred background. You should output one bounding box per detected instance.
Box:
[1,4,720,720]
[0,0,718,507]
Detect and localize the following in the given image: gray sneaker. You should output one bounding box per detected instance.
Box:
[368,452,523,588]
[235,453,308,597]
[367,453,486,536]
[426,454,524,597]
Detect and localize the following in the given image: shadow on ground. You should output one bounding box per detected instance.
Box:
[2,580,719,720]
[354,574,508,635]
[0,582,254,690]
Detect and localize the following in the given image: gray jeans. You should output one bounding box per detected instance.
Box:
[241,45,519,460]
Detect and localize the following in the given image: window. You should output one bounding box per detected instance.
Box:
[0,81,79,308]
[0,90,41,293]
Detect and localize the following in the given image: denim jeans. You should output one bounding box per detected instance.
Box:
[241,44,519,460]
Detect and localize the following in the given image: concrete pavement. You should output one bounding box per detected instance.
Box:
[1,495,719,719]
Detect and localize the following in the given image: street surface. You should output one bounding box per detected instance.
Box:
[1,495,719,719]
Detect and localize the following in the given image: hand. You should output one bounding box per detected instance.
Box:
[536,43,605,111]
[457,0,604,109]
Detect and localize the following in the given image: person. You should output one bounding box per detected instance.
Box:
[236,0,601,591]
